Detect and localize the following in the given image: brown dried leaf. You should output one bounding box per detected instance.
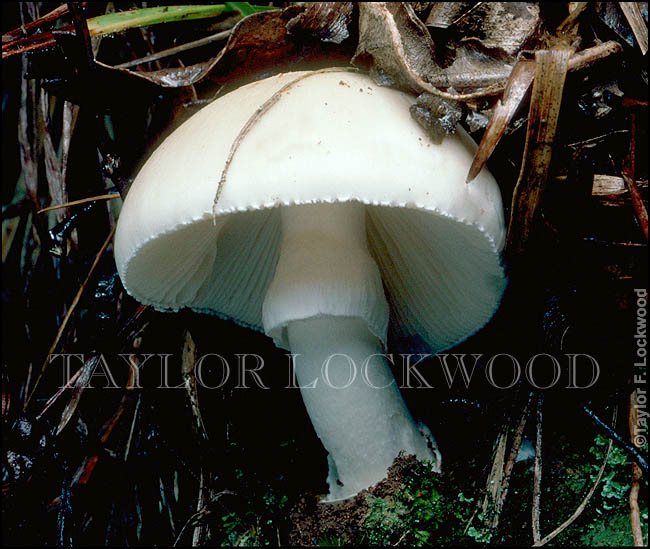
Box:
[286,2,354,44]
[353,2,510,99]
[427,3,540,97]
[103,7,303,89]
[451,2,541,57]
[467,58,536,183]
[18,56,38,209]
[621,110,649,240]
[98,394,128,444]
[40,90,68,224]
[34,7,309,113]
[557,2,589,39]
[591,175,648,207]
[2,3,74,45]
[425,2,476,29]
[352,2,440,92]
[506,46,573,257]
[182,330,209,441]
[428,43,512,91]
[2,391,10,417]
[181,329,197,377]
[56,356,97,436]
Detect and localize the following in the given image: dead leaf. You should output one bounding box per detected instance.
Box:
[506,46,573,257]
[30,7,306,110]
[467,41,623,183]
[353,2,512,99]
[40,90,69,225]
[429,43,513,91]
[451,2,541,57]
[286,2,354,44]
[591,174,648,207]
[352,2,440,92]
[182,330,209,441]
[467,58,536,182]
[426,2,477,29]
[56,356,97,436]
[621,109,648,240]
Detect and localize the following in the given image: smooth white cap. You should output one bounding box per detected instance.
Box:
[114,70,507,353]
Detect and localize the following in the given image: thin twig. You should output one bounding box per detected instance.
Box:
[3,5,227,60]
[533,408,618,546]
[482,393,533,532]
[582,405,648,474]
[173,490,235,546]
[192,470,207,546]
[532,394,544,543]
[557,3,589,35]
[629,390,644,546]
[23,226,116,411]
[68,2,94,71]
[113,29,232,69]
[496,394,533,520]
[123,392,142,461]
[567,40,622,72]
[37,193,120,214]
[621,111,648,240]
[2,3,82,44]
[35,364,84,420]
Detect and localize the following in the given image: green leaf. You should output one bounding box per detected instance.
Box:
[224,3,279,17]
[87,5,228,37]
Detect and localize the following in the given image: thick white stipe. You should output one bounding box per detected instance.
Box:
[289,316,439,501]
[263,203,439,500]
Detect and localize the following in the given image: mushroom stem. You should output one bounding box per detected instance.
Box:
[263,202,440,501]
[288,316,438,501]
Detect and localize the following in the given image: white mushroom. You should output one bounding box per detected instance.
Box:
[114,70,507,501]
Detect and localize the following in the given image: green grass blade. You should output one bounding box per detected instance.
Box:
[86,5,228,36]
[225,3,280,16]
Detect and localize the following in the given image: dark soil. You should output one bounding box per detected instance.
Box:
[288,454,418,546]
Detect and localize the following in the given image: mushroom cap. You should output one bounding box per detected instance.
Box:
[114,69,506,353]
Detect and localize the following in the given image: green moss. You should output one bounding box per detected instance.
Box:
[359,459,480,546]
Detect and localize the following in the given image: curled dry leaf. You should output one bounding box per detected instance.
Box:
[427,2,540,96]
[36,6,339,109]
[352,2,440,92]
[448,2,541,57]
[286,2,354,44]
[353,2,521,99]
[425,2,477,30]
[116,7,301,88]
